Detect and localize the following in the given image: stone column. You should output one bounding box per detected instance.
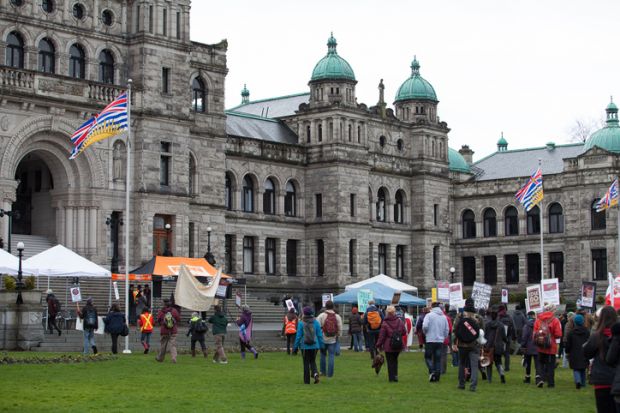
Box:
[1,200,11,245]
[89,208,97,255]
[277,238,286,276]
[235,234,244,275]
[77,208,86,253]
[65,207,74,249]
[56,207,65,245]
[256,237,265,276]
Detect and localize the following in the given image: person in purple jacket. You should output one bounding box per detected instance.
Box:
[376,306,407,382]
[236,305,259,360]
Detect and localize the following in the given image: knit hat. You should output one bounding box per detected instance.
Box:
[303,306,314,316]
[464,298,476,313]
[543,302,556,313]
[86,297,93,305]
[573,314,584,326]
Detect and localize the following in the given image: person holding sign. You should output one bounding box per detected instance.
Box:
[77,297,99,355]
[282,308,298,355]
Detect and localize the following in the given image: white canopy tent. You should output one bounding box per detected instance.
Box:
[344,273,418,295]
[0,247,38,275]
[24,245,111,278]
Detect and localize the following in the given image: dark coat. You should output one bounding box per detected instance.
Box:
[208,312,228,335]
[583,331,615,385]
[484,319,507,355]
[564,325,590,370]
[499,311,516,341]
[104,311,125,335]
[519,319,538,356]
[349,313,363,334]
[376,314,406,353]
[605,333,620,395]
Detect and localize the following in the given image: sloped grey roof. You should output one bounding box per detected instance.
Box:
[226,111,298,144]
[473,143,584,181]
[228,93,310,118]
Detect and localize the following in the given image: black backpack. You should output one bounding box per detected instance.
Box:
[51,297,61,313]
[194,319,208,333]
[84,308,97,329]
[303,321,317,345]
[455,316,480,344]
[390,329,403,351]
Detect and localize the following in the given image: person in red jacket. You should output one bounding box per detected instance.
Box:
[376,306,407,382]
[156,298,181,363]
[533,303,563,388]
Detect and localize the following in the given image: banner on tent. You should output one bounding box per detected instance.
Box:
[357,290,373,313]
[526,284,543,313]
[580,281,596,309]
[541,278,560,306]
[112,273,152,281]
[449,283,463,307]
[471,282,492,309]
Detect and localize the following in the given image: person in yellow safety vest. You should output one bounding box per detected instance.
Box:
[282,308,298,355]
[138,307,154,354]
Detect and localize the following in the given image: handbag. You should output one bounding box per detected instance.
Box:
[120,324,129,337]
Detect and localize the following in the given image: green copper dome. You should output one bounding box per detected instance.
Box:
[584,98,620,153]
[241,84,250,98]
[497,134,508,146]
[449,148,471,173]
[310,34,356,82]
[395,57,438,102]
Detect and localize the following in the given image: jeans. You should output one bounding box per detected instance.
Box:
[157,333,177,362]
[385,352,400,381]
[302,349,318,384]
[595,388,617,413]
[83,329,96,355]
[536,353,556,386]
[352,332,363,352]
[504,344,511,371]
[214,334,227,362]
[424,342,443,379]
[573,369,586,386]
[320,342,337,377]
[458,346,480,390]
[440,343,448,374]
[486,354,505,382]
[141,331,152,349]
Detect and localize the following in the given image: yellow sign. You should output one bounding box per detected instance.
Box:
[431,288,437,303]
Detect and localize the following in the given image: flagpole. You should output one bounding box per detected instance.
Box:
[123,79,132,354]
[539,158,544,280]
[616,175,620,309]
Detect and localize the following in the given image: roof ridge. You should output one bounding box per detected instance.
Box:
[473,142,584,165]
[225,110,280,123]
[227,92,310,111]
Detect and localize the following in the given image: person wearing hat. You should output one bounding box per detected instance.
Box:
[156,298,181,363]
[533,302,562,388]
[565,314,590,389]
[293,306,324,384]
[453,298,485,391]
[45,289,62,336]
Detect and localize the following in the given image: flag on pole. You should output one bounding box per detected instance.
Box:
[595,179,619,212]
[70,92,128,159]
[515,168,544,211]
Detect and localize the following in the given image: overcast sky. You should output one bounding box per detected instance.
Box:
[190,0,620,161]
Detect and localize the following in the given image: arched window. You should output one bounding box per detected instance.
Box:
[38,37,55,73]
[591,199,606,230]
[263,178,275,215]
[284,181,296,217]
[225,173,233,210]
[504,206,519,236]
[242,175,254,213]
[462,209,476,238]
[527,205,541,235]
[548,203,564,233]
[112,140,126,181]
[483,208,497,237]
[394,190,404,224]
[6,31,24,68]
[99,49,114,84]
[376,188,386,222]
[69,44,85,79]
[189,154,196,196]
[192,77,206,112]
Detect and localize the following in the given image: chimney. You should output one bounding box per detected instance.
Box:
[459,145,474,164]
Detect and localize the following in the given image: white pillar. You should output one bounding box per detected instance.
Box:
[65,207,74,249]
[2,200,10,245]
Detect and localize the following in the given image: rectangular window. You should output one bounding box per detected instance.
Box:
[136,5,141,31]
[434,204,438,226]
[315,193,322,218]
[549,252,564,282]
[378,243,387,275]
[265,238,276,275]
[527,253,541,283]
[462,256,476,286]
[368,242,373,276]
[188,222,195,257]
[592,248,607,281]
[148,6,153,33]
[483,255,497,285]
[176,12,181,39]
[225,234,234,274]
[286,240,297,276]
[432,246,439,279]
[162,67,170,94]
[349,239,356,276]
[162,8,167,36]
[396,245,404,279]
[243,236,254,274]
[317,240,325,276]
[350,194,356,217]
[505,254,519,284]
[527,211,541,235]
[160,142,171,186]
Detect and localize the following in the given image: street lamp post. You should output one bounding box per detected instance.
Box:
[0,209,19,253]
[204,226,215,265]
[163,223,172,256]
[106,214,123,273]
[449,266,456,284]
[16,241,24,305]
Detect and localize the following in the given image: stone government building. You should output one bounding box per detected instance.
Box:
[0,0,618,305]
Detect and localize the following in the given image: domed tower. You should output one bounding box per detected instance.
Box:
[394,57,438,123]
[308,33,357,108]
[241,84,250,104]
[584,98,620,153]
[497,132,508,152]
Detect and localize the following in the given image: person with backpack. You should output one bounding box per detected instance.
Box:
[317,300,343,377]
[209,305,229,364]
[45,289,62,336]
[519,310,538,384]
[236,305,259,360]
[293,306,324,384]
[533,303,563,388]
[376,305,407,382]
[453,298,484,391]
[483,306,508,384]
[104,303,126,354]
[282,308,298,355]
[187,311,209,358]
[498,304,516,372]
[363,300,384,359]
[512,304,527,348]
[138,307,154,354]
[565,314,590,389]
[349,306,364,352]
[156,298,181,363]
[605,321,620,412]
[422,302,450,383]
[78,297,99,355]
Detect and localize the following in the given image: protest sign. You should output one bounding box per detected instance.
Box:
[391,291,401,305]
[449,282,463,307]
[70,286,82,303]
[526,284,543,313]
[322,293,333,308]
[437,281,450,302]
[235,291,242,307]
[431,288,437,303]
[501,288,508,304]
[471,281,492,309]
[285,299,295,312]
[357,290,373,313]
[580,281,596,309]
[541,278,560,306]
[113,281,119,300]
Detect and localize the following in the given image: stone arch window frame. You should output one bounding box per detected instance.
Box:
[262,176,277,215]
[5,30,25,68]
[526,205,541,235]
[483,207,497,237]
[462,208,476,239]
[188,151,198,197]
[548,201,564,234]
[376,187,388,222]
[224,171,237,211]
[504,205,519,236]
[591,199,606,230]
[394,189,406,224]
[241,173,257,213]
[68,42,86,79]
[191,76,207,113]
[284,179,298,217]
[98,49,115,84]
[38,36,56,74]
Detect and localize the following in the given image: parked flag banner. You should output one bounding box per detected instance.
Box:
[501,288,509,304]
[357,289,373,313]
[322,293,333,308]
[541,278,560,306]
[449,282,463,307]
[515,168,543,211]
[70,92,128,159]
[173,264,221,311]
[437,281,450,302]
[471,281,492,310]
[606,273,620,310]
[525,284,543,313]
[285,299,295,312]
[580,281,596,310]
[595,179,619,212]
[70,286,82,302]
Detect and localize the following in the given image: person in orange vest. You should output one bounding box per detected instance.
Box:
[282,308,298,355]
[138,307,154,354]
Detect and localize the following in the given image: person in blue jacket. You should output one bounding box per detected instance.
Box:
[293,306,324,384]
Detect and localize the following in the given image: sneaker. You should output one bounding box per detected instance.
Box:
[144,349,148,354]
[547,384,555,388]
[314,373,320,384]
[576,383,581,390]
[469,387,476,392]
[220,360,228,364]
[458,385,465,390]
[500,375,506,384]
[213,359,218,363]
[254,352,259,359]
[524,376,531,384]
[536,380,544,388]
[429,373,435,382]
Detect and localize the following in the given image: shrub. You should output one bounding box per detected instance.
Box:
[24,276,35,290]
[3,276,16,291]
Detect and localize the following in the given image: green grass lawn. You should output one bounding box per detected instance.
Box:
[0,350,596,413]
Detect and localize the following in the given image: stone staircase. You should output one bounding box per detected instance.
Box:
[5,234,55,259]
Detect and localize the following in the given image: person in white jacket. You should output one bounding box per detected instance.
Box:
[316,300,343,378]
[423,302,450,382]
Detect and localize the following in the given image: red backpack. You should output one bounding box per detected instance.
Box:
[323,313,338,337]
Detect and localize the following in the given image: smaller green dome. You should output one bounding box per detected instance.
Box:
[497,134,508,146]
[449,148,471,173]
[241,84,249,98]
[394,57,438,102]
[310,33,356,82]
[583,98,620,153]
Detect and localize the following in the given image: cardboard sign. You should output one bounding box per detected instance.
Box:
[235,291,242,308]
[357,289,373,313]
[285,299,295,312]
[113,281,120,300]
[322,293,333,308]
[70,286,82,303]
[526,284,543,313]
[541,278,560,306]
[501,288,508,304]
[437,281,450,302]
[449,282,463,307]
[391,292,401,305]
[215,284,227,299]
[431,288,437,303]
[471,281,492,310]
[580,281,596,309]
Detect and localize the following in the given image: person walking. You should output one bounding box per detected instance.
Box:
[376,305,407,382]
[236,305,259,360]
[135,290,147,325]
[422,302,449,382]
[78,297,98,355]
[483,306,508,384]
[584,306,618,412]
[187,312,209,358]
[519,310,538,384]
[45,290,62,336]
[512,304,527,345]
[282,308,298,355]
[104,303,125,354]
[293,306,324,384]
[142,284,152,309]
[498,304,516,372]
[349,306,364,352]
[605,321,620,413]
[363,300,384,359]
[138,307,154,354]
[533,303,563,388]
[317,300,343,378]
[415,307,429,350]
[208,305,229,364]
[453,298,484,392]
[565,314,590,389]
[156,298,180,363]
